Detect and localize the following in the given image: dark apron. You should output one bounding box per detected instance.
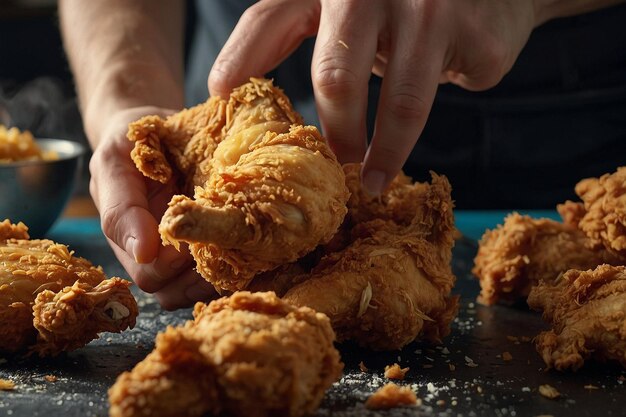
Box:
[186,1,626,209]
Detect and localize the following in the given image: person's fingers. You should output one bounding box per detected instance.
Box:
[90,143,161,265]
[153,269,219,311]
[362,11,446,195]
[311,0,379,164]
[107,235,194,294]
[90,107,178,266]
[208,0,320,98]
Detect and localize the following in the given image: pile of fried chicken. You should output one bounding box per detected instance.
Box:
[114,78,457,416]
[129,78,458,351]
[474,167,626,371]
[0,219,137,356]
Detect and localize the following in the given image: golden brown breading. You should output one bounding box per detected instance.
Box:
[365,383,418,410]
[108,292,343,417]
[283,173,458,350]
[0,220,137,356]
[472,213,621,306]
[527,264,626,371]
[129,78,349,292]
[128,96,227,190]
[574,167,626,256]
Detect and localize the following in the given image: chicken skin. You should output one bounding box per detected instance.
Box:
[129,78,349,291]
[0,220,137,356]
[472,213,621,306]
[527,264,626,371]
[571,167,626,257]
[108,291,343,417]
[282,172,458,350]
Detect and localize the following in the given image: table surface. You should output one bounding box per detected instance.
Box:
[0,212,624,417]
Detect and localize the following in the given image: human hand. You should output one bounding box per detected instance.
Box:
[208,0,537,194]
[88,107,217,310]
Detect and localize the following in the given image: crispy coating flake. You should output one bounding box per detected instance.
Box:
[574,167,626,256]
[365,383,418,410]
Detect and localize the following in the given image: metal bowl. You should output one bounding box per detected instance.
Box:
[0,139,86,237]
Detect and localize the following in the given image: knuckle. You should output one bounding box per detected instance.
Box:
[100,207,123,240]
[385,88,428,121]
[313,60,360,100]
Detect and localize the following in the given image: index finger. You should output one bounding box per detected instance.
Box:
[362,21,444,195]
[311,0,378,163]
[208,0,319,98]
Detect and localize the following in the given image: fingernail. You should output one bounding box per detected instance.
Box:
[362,170,386,197]
[185,281,216,303]
[125,237,141,263]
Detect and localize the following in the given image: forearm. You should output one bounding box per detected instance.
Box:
[59,0,185,147]
[533,0,626,26]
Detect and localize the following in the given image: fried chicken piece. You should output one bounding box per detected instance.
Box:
[128,96,227,190]
[342,163,435,227]
[472,213,622,306]
[0,220,138,356]
[108,292,343,417]
[282,173,458,350]
[573,167,626,256]
[129,79,349,292]
[527,264,626,370]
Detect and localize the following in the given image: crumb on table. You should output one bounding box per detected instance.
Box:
[365,383,419,410]
[0,379,15,391]
[539,384,560,399]
[384,363,409,380]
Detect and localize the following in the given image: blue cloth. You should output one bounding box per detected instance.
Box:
[49,211,561,243]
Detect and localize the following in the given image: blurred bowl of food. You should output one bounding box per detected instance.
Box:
[0,126,86,237]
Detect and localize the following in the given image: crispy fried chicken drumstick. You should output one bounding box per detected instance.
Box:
[472,212,621,306]
[0,220,138,356]
[528,264,626,371]
[108,291,343,417]
[282,169,458,350]
[129,78,349,291]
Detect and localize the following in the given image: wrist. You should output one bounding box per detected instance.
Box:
[81,61,183,147]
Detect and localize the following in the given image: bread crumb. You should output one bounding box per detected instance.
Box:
[358,361,368,372]
[506,335,519,343]
[449,364,456,371]
[365,383,419,410]
[502,351,513,361]
[384,363,409,380]
[539,384,560,399]
[338,40,349,49]
[0,379,15,390]
[44,375,57,383]
[584,384,600,390]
